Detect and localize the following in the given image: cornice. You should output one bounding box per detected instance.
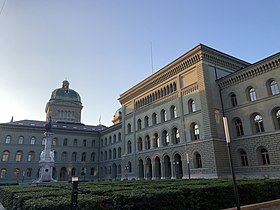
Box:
[218,52,280,89]
[119,44,249,105]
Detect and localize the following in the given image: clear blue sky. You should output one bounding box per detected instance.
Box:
[0,0,279,126]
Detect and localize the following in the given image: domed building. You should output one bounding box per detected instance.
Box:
[45,80,83,123]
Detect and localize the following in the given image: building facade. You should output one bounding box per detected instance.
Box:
[0,44,279,183]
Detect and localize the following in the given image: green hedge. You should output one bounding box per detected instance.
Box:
[0,179,280,210]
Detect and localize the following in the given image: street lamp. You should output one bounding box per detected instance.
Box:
[22,171,25,183]
[186,153,191,179]
[223,117,240,210]
[172,161,179,179]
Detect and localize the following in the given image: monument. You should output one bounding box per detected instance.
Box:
[33,117,56,183]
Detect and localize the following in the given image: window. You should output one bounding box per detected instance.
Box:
[81,152,86,162]
[144,116,149,128]
[15,151,22,161]
[127,141,132,154]
[230,93,238,107]
[138,137,143,151]
[127,123,132,134]
[14,168,20,177]
[5,135,11,144]
[91,152,95,162]
[253,114,264,133]
[30,137,36,145]
[18,136,24,144]
[249,88,257,101]
[240,150,248,166]
[92,140,96,147]
[113,135,116,143]
[137,119,142,130]
[170,105,177,119]
[260,148,270,165]
[26,168,32,177]
[145,135,151,149]
[161,109,167,122]
[73,139,78,146]
[27,151,35,162]
[128,161,132,173]
[192,123,200,140]
[118,133,122,142]
[61,152,68,161]
[188,99,196,113]
[118,147,121,158]
[71,168,76,176]
[104,151,107,160]
[83,139,87,147]
[91,167,95,176]
[152,113,158,125]
[52,138,57,146]
[234,118,244,137]
[194,153,202,168]
[172,128,180,144]
[2,150,10,161]
[63,138,68,146]
[100,152,103,161]
[0,169,7,179]
[72,152,77,161]
[42,138,46,145]
[274,109,280,129]
[109,136,112,144]
[162,130,169,146]
[113,148,116,159]
[109,150,112,160]
[154,133,159,148]
[269,80,279,95]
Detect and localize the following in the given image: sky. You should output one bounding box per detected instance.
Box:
[0,0,279,126]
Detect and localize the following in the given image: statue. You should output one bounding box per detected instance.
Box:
[45,116,52,132]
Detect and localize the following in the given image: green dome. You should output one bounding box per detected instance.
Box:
[50,80,81,103]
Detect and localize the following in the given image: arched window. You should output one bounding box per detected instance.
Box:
[109,150,112,160]
[42,138,46,145]
[138,137,143,151]
[113,148,116,159]
[2,150,10,161]
[128,161,132,173]
[118,165,122,174]
[252,114,264,133]
[5,135,11,144]
[248,88,257,101]
[234,118,244,137]
[161,109,167,122]
[109,136,112,144]
[63,138,68,146]
[137,119,142,130]
[269,80,280,95]
[118,147,121,158]
[14,168,20,177]
[191,123,200,140]
[230,93,238,107]
[260,148,270,165]
[52,138,57,146]
[81,152,86,162]
[91,167,95,176]
[152,113,158,125]
[72,152,77,162]
[127,123,132,134]
[127,141,132,154]
[71,168,76,176]
[273,109,280,129]
[154,133,159,148]
[104,151,107,160]
[113,135,116,143]
[61,152,68,161]
[240,150,248,166]
[27,151,35,162]
[0,169,7,179]
[188,99,196,113]
[170,105,177,119]
[83,139,87,147]
[194,153,202,168]
[145,135,151,150]
[73,139,78,146]
[30,137,36,145]
[172,128,180,144]
[162,130,169,146]
[18,136,24,144]
[100,152,103,161]
[91,152,95,162]
[118,132,122,142]
[144,116,149,128]
[26,168,32,177]
[15,151,22,162]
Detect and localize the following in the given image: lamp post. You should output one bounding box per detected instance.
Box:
[124,166,129,180]
[22,171,25,183]
[172,161,179,179]
[186,153,191,179]
[83,168,86,181]
[223,117,240,210]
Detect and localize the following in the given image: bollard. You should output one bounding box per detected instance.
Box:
[70,177,79,210]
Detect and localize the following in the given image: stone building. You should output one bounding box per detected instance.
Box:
[0,44,279,183]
